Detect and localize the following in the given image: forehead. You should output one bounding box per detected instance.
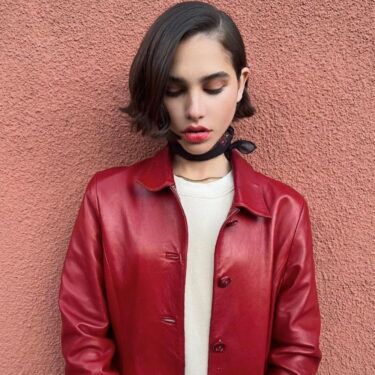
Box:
[168,33,235,82]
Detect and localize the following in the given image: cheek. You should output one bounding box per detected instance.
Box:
[210,90,238,117]
[163,100,181,122]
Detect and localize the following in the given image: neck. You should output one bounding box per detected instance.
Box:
[172,153,232,183]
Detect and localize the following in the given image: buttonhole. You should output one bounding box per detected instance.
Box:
[161,316,176,325]
[165,252,180,260]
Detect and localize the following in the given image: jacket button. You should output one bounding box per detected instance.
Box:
[218,276,231,288]
[212,340,226,352]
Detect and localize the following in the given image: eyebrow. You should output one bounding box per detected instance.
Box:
[167,71,230,84]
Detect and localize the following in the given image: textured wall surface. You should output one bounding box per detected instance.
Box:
[0,1,373,374]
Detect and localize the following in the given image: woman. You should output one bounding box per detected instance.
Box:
[59,2,322,374]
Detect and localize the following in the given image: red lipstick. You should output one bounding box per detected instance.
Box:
[182,124,212,143]
[182,125,210,133]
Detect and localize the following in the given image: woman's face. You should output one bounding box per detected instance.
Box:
[163,33,250,155]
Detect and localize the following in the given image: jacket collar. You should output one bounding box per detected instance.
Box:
[136,145,272,218]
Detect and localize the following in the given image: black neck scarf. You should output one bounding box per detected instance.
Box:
[167,125,256,162]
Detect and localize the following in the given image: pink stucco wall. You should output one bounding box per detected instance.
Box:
[1,1,373,374]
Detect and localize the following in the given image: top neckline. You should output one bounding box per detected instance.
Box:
[173,170,234,198]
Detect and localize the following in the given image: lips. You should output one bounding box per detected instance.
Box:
[181,125,212,143]
[182,125,210,133]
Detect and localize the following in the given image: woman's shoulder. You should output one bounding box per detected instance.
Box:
[232,150,308,211]
[249,166,309,217]
[84,152,158,192]
[255,168,306,200]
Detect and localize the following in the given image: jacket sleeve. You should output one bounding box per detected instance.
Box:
[58,173,120,375]
[267,200,322,375]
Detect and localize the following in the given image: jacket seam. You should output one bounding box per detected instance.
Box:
[92,171,121,370]
[279,199,306,289]
[257,173,272,216]
[264,202,305,363]
[92,172,102,227]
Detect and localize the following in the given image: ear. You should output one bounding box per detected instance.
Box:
[237,67,250,103]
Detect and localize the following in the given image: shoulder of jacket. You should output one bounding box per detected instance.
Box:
[86,155,151,192]
[252,167,307,210]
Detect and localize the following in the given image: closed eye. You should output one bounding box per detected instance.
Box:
[165,87,224,97]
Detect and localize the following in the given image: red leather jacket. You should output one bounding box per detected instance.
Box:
[59,145,322,374]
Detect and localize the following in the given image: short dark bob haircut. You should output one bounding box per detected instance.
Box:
[121,1,256,139]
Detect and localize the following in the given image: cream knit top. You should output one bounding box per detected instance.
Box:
[174,170,234,375]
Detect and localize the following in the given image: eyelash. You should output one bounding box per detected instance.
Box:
[165,88,224,97]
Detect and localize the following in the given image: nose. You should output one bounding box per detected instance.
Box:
[185,89,205,121]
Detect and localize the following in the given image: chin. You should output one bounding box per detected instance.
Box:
[179,140,215,155]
